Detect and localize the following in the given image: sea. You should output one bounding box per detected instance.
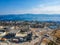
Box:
[0,14,60,22]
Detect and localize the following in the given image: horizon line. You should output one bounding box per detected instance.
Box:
[1,13,60,15]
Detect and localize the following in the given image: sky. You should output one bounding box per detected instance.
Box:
[0,0,60,14]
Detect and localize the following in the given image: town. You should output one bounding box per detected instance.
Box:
[0,21,60,45]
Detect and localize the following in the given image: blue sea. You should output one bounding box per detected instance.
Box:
[0,14,60,21]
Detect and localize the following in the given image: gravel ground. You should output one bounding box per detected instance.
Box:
[0,37,39,45]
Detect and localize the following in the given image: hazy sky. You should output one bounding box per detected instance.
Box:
[0,0,60,14]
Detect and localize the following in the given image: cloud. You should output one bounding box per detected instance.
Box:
[26,5,60,14]
[25,0,60,14]
[1,5,60,14]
